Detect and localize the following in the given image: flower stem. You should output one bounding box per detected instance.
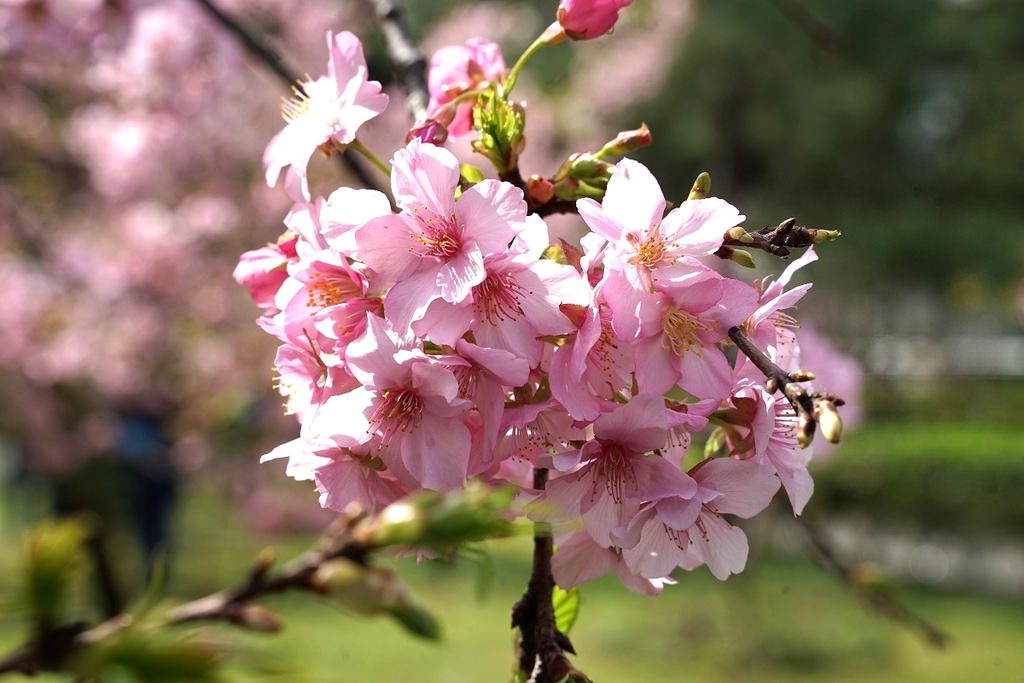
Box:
[349,138,391,178]
[502,33,548,97]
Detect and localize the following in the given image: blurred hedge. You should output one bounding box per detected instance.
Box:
[812,420,1024,536]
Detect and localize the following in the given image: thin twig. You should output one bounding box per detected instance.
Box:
[718,217,839,260]
[793,512,950,649]
[729,325,819,443]
[191,0,378,189]
[364,0,429,122]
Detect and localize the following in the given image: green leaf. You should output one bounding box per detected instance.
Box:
[552,586,580,635]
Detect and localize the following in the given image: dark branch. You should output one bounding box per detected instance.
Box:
[511,469,580,683]
[729,325,845,447]
[365,0,429,122]
[532,199,579,218]
[718,217,840,260]
[165,516,368,626]
[793,512,950,649]
[191,0,378,189]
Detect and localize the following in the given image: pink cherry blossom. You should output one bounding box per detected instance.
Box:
[579,159,745,293]
[355,139,533,330]
[263,31,388,200]
[556,0,633,41]
[620,457,779,580]
[548,300,634,421]
[553,531,669,595]
[426,38,506,137]
[411,212,590,366]
[262,437,405,514]
[728,380,814,514]
[233,231,297,311]
[303,314,472,491]
[606,263,756,401]
[545,395,697,546]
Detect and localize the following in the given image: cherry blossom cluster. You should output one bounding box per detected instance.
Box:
[237,2,841,593]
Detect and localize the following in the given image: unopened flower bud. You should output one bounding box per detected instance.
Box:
[687,171,711,200]
[809,228,842,243]
[815,399,842,444]
[389,601,442,640]
[789,369,816,382]
[719,246,756,269]
[725,226,754,244]
[568,153,612,180]
[557,0,633,41]
[405,118,449,146]
[312,558,367,594]
[233,604,283,633]
[596,123,651,158]
[527,175,555,204]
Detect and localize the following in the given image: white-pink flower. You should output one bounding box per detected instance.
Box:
[619,457,779,580]
[545,394,697,546]
[355,139,533,330]
[263,31,388,200]
[578,159,744,293]
[303,314,472,491]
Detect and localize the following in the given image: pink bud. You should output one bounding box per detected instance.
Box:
[526,175,555,204]
[405,118,449,146]
[556,0,632,40]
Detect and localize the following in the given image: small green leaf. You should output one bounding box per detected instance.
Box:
[552,586,580,635]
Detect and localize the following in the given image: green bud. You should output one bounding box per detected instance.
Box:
[720,247,756,269]
[389,601,442,640]
[567,153,613,181]
[460,163,486,186]
[687,172,711,200]
[596,122,652,158]
[234,604,283,633]
[527,175,555,205]
[725,226,754,244]
[471,89,525,174]
[810,228,842,243]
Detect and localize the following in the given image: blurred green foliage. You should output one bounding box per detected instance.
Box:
[813,420,1024,535]
[20,517,91,625]
[626,0,1024,305]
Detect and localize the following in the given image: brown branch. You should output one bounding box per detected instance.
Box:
[511,469,580,683]
[793,512,950,649]
[0,515,371,677]
[164,517,368,626]
[718,217,840,260]
[365,0,429,122]
[729,325,845,447]
[532,199,579,217]
[729,325,819,441]
[191,0,378,190]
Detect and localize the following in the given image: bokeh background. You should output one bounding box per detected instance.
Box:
[2,0,1023,681]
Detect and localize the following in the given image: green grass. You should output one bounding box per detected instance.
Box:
[4,485,1024,683]
[3,412,1024,682]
